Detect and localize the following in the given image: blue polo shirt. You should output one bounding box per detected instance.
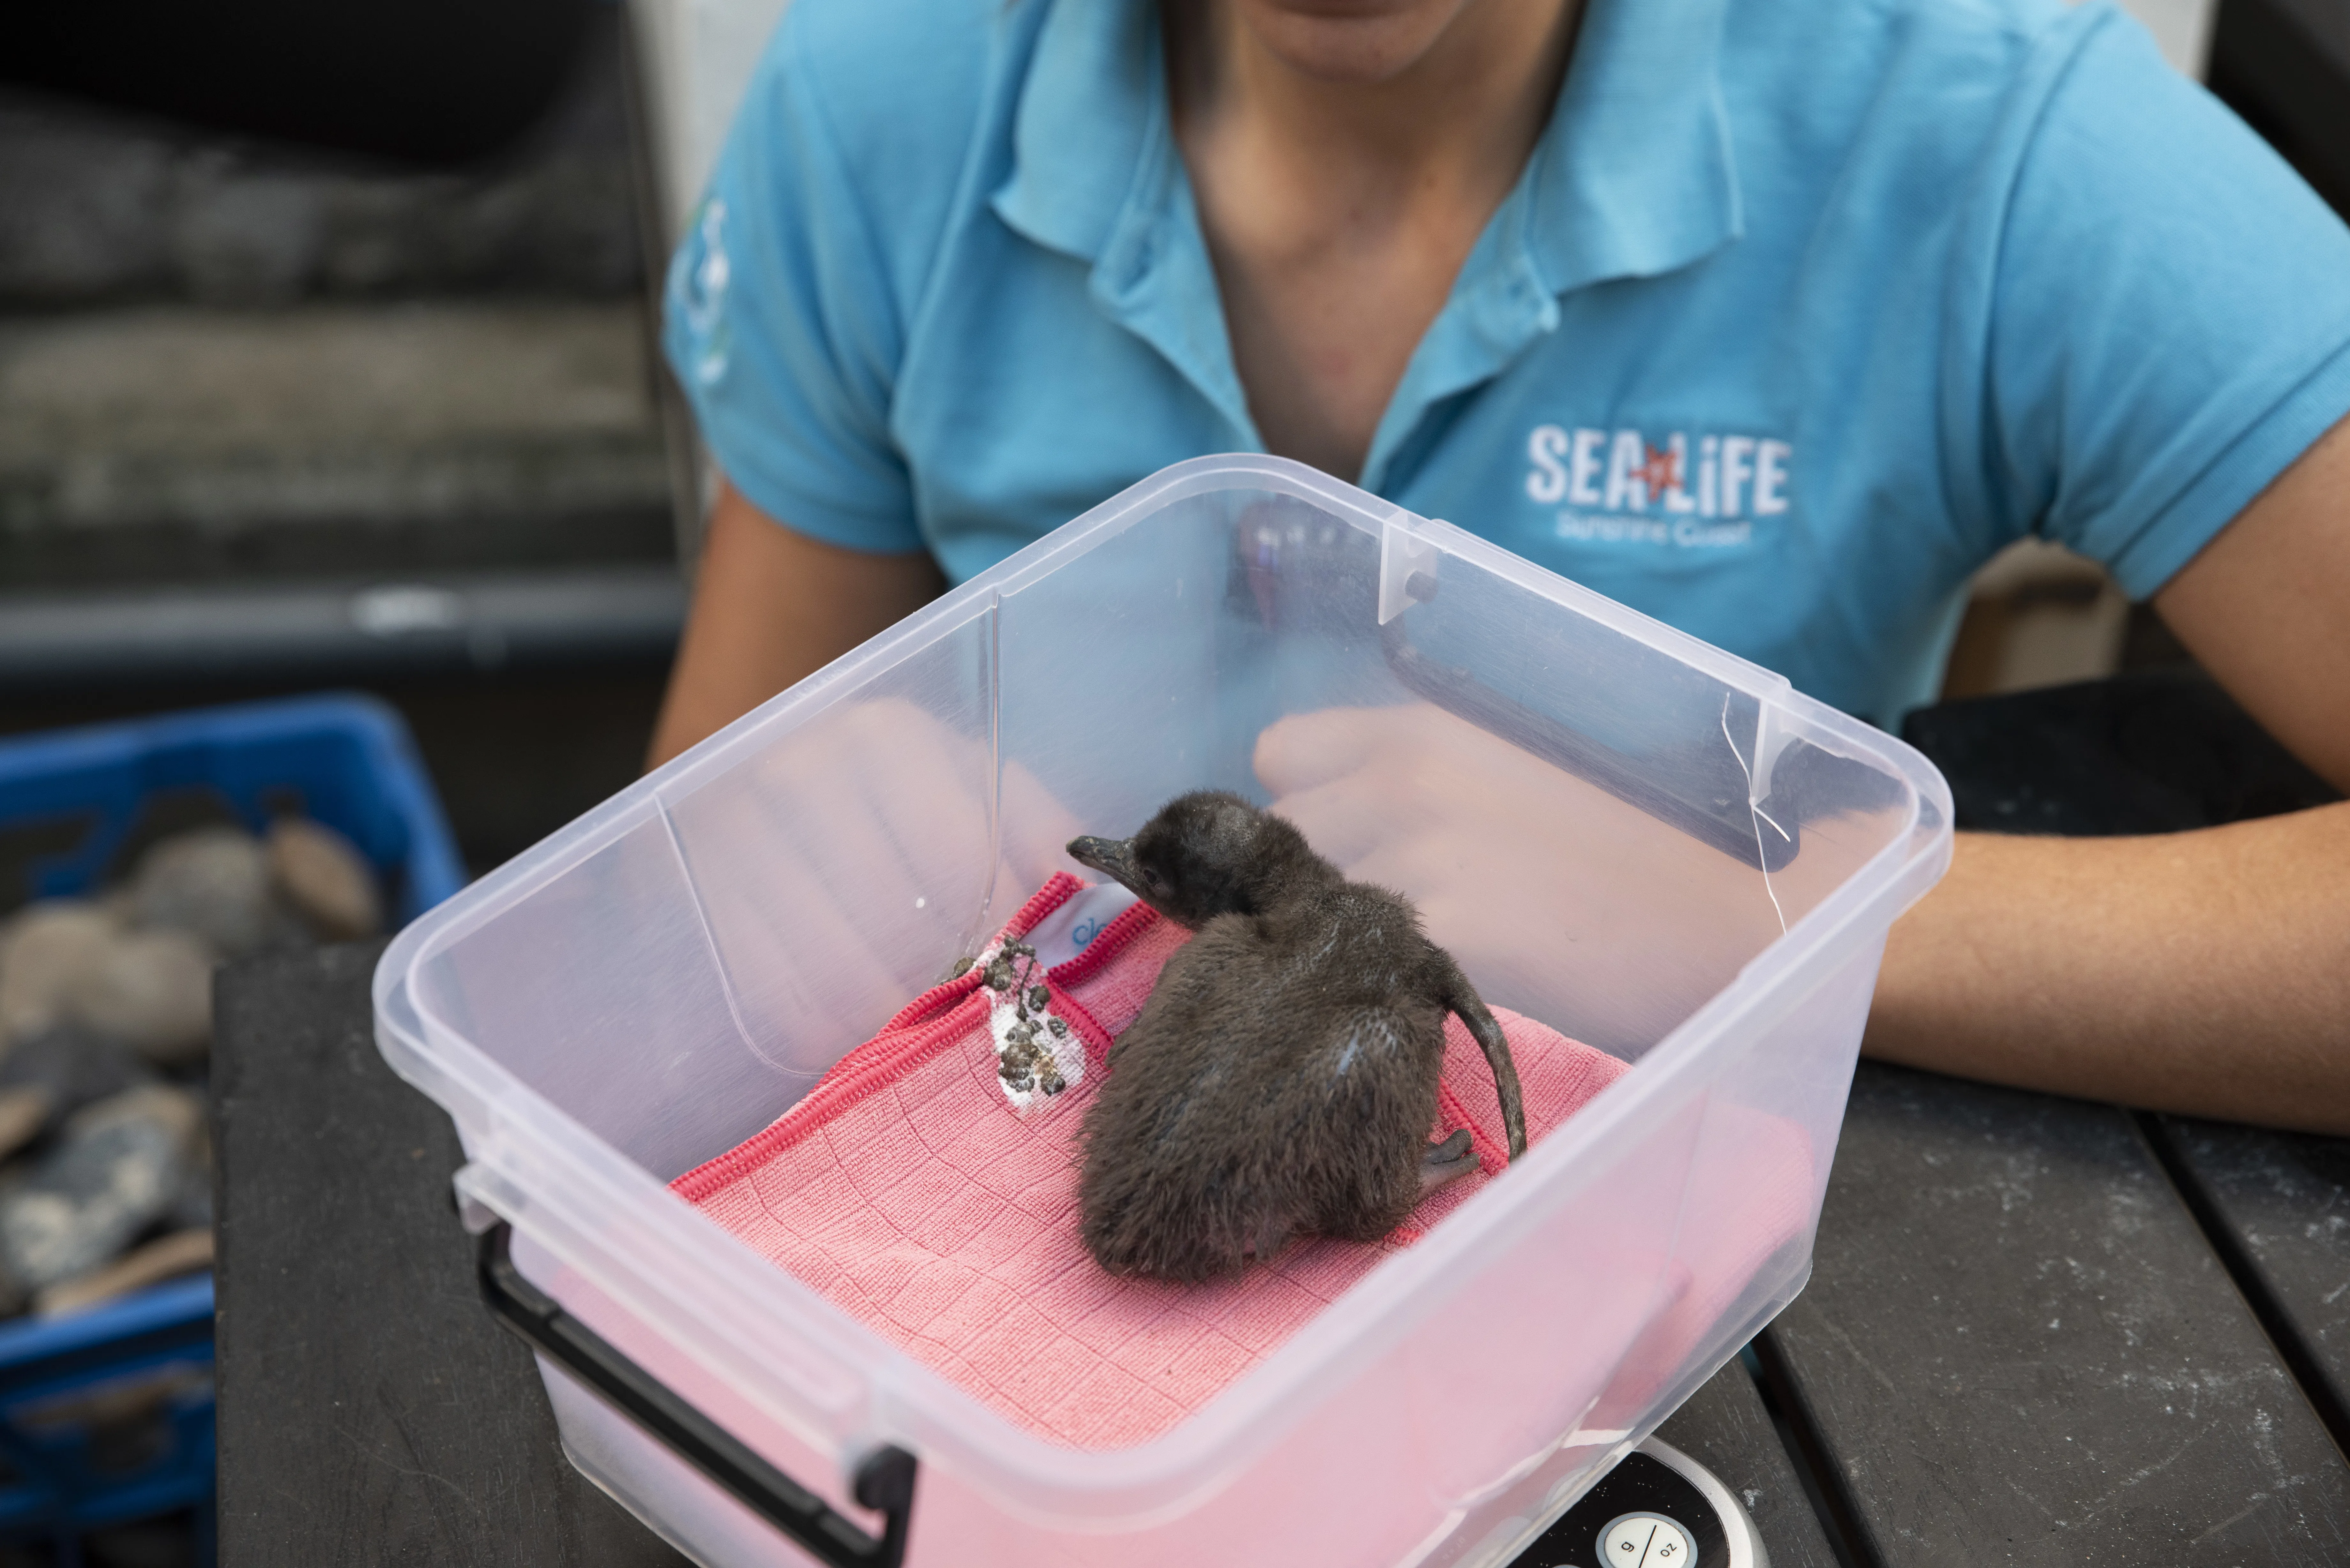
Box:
[665,0,2350,726]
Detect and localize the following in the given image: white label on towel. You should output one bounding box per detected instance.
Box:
[1028,883,1141,971]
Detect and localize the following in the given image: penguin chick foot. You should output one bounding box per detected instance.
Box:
[1419,1128,1480,1195]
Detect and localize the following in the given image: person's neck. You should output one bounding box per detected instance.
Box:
[1166,0,1582,224]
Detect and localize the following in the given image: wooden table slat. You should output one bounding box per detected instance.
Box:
[214,942,691,1568]
[2147,1114,2350,1450]
[1767,1062,2350,1567]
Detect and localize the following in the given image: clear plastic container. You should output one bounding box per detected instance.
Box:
[374,455,1950,1568]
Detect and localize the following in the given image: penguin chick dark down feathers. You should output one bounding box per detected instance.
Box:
[1066,791,1528,1282]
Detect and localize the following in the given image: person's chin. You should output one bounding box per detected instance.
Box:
[1237,0,1469,84]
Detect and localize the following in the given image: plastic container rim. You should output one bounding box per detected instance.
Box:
[372,454,1953,1519]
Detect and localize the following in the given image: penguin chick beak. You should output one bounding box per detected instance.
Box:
[1066,835,1142,894]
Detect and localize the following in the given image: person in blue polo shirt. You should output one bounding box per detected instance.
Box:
[648,0,2350,1129]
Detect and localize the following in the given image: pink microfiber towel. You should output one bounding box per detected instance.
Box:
[674,873,1636,1450]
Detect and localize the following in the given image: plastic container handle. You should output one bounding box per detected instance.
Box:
[475,1223,917,1567]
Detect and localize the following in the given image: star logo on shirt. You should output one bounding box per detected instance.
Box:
[1636,444,1681,500]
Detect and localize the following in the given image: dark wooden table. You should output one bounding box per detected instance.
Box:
[211,940,2350,1568]
[213,671,2350,1567]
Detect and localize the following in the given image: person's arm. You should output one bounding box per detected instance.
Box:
[1863,414,2350,1132]
[645,479,946,770]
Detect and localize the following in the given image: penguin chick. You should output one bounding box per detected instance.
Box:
[1066,791,1528,1282]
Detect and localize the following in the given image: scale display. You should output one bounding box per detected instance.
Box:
[1509,1438,1767,1568]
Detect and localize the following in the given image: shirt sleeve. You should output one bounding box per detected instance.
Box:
[662,16,926,554]
[1984,8,2350,597]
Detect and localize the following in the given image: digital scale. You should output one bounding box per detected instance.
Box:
[1508,1438,1769,1568]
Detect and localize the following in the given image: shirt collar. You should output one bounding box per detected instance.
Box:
[993,0,1741,283]
[990,0,1745,479]
[990,0,1160,264]
[1524,0,1743,294]
[995,0,1261,438]
[1362,0,1744,488]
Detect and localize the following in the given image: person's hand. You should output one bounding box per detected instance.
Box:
[666,697,1082,1079]
[1255,702,1838,1054]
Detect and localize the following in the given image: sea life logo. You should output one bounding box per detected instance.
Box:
[1525,424,1789,549]
[675,197,733,388]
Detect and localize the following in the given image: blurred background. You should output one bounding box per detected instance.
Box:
[2,0,682,884]
[0,0,2340,1559]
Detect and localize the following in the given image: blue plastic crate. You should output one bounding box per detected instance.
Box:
[0,693,464,1558]
[0,692,465,922]
[0,1277,216,1560]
